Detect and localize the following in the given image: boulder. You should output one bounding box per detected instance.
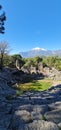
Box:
[45,109,61,124]
[18,120,59,130]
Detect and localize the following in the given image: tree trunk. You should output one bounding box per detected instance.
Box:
[0,53,3,69]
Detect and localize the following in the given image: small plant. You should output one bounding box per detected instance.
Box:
[59,128,61,130]
[16,90,23,96]
[42,115,47,121]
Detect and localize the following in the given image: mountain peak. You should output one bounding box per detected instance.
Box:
[32,47,47,51]
[20,48,61,58]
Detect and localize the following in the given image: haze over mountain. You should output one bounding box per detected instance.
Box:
[20,47,61,58]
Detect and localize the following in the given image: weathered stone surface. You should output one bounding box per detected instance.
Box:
[19,120,59,130]
[0,103,12,114]
[0,114,12,129]
[15,110,33,123]
[58,123,61,128]
[33,104,49,114]
[48,101,61,111]
[0,127,6,130]
[45,109,61,124]
[31,111,42,120]
[17,104,33,112]
[0,67,61,129]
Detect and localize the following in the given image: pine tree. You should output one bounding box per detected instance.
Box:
[0,5,6,34]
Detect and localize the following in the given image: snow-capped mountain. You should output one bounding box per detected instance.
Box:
[20,47,61,58]
[32,47,47,51]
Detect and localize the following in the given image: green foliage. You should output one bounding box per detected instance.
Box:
[33,56,43,65]
[0,5,6,34]
[23,58,35,73]
[59,128,61,130]
[1,53,25,68]
[43,56,61,70]
[54,59,61,70]
[0,42,10,69]
[16,90,23,96]
[43,56,57,67]
[42,115,47,121]
[24,56,43,67]
[24,58,35,67]
[1,52,61,71]
[3,55,11,66]
[11,54,22,62]
[9,54,25,68]
[23,56,43,72]
[23,56,61,72]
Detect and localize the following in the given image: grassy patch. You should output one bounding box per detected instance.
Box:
[17,79,52,93]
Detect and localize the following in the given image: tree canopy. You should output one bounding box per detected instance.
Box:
[0,5,6,34]
[0,42,9,69]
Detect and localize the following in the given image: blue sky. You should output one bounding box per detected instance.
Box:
[0,0,61,54]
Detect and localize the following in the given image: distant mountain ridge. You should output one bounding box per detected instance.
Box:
[20,47,61,58]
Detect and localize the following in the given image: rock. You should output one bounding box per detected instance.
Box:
[48,102,61,111]
[17,104,33,112]
[0,103,12,114]
[0,114,12,129]
[31,111,42,120]
[0,127,6,130]
[19,120,59,130]
[0,67,61,129]
[33,104,49,114]
[11,110,33,130]
[14,110,33,123]
[45,109,61,124]
[58,123,61,128]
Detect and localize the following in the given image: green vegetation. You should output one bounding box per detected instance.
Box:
[16,79,52,93]
[25,56,61,71]
[22,56,61,71]
[43,56,61,70]
[16,90,23,96]
[10,54,25,68]
[0,44,61,71]
[42,115,47,121]
[0,5,6,34]
[59,128,61,130]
